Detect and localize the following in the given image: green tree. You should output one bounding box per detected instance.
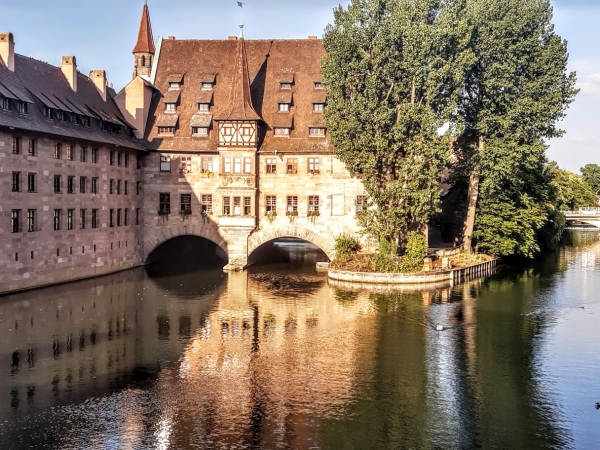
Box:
[456,0,578,255]
[322,0,470,247]
[549,162,597,210]
[581,163,600,195]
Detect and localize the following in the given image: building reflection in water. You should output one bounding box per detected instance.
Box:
[0,236,588,448]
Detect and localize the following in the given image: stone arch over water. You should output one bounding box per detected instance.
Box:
[143,223,228,262]
[248,226,336,262]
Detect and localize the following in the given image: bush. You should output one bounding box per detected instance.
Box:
[371,253,400,273]
[334,233,361,260]
[398,232,427,273]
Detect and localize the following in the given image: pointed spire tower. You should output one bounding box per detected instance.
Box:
[216,38,262,147]
[132,2,155,79]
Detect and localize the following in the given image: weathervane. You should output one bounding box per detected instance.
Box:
[237,1,245,38]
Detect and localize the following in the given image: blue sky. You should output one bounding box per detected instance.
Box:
[1,0,597,171]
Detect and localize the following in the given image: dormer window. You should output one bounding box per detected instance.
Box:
[309,127,326,137]
[198,103,210,112]
[44,107,52,119]
[80,116,90,127]
[274,128,290,136]
[17,101,27,115]
[279,103,290,112]
[192,127,209,136]
[314,82,323,89]
[280,82,292,90]
[202,82,213,90]
[2,97,10,111]
[313,103,325,112]
[56,110,66,122]
[158,126,175,136]
[168,82,180,90]
[165,103,176,113]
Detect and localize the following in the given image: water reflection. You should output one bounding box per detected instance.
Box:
[0,232,598,448]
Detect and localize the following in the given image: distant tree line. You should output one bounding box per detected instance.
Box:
[322,0,579,258]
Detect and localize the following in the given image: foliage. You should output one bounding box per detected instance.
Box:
[399,231,427,272]
[581,164,600,195]
[549,162,597,211]
[322,0,469,243]
[334,233,361,261]
[453,0,578,257]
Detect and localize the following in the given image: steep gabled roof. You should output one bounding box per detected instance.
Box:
[215,38,261,122]
[133,3,155,54]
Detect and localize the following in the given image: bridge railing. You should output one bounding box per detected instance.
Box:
[562,208,600,216]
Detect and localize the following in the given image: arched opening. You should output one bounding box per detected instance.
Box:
[247,237,329,268]
[145,235,227,277]
[140,55,146,67]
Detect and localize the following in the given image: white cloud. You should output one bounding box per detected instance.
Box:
[576,73,600,100]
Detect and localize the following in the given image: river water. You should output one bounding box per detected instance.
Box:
[0,232,599,449]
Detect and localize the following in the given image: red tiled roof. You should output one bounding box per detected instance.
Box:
[132,4,155,54]
[145,38,331,153]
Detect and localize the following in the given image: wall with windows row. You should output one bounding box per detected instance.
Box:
[0,129,144,293]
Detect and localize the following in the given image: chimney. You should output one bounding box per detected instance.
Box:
[0,32,15,71]
[90,70,107,102]
[61,56,77,92]
[228,36,238,41]
[308,35,318,40]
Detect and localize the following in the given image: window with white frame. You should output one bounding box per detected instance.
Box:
[279,103,290,112]
[198,103,210,112]
[274,127,290,136]
[180,156,192,173]
[233,157,242,173]
[192,127,208,136]
[160,155,171,172]
[201,157,213,172]
[165,103,176,112]
[309,127,326,136]
[308,157,320,173]
[223,157,231,173]
[266,158,276,173]
[313,103,325,112]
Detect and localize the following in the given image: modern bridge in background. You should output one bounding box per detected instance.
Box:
[563,208,600,228]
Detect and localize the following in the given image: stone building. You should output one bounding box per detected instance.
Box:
[0,4,367,293]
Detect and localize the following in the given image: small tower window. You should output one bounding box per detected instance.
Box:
[141,55,146,67]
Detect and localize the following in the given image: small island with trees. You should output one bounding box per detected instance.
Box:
[320,0,594,278]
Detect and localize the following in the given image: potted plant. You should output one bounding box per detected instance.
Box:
[205,169,213,178]
[158,209,170,221]
[265,210,277,224]
[201,209,212,224]
[286,210,298,223]
[179,209,192,221]
[308,210,320,223]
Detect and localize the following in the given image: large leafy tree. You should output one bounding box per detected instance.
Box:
[581,163,600,195]
[549,162,597,210]
[456,0,578,254]
[322,0,470,248]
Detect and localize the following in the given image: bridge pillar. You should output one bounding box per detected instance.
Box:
[221,225,255,271]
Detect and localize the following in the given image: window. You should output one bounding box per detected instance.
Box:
[44,107,52,119]
[125,154,129,168]
[244,157,252,173]
[223,157,231,173]
[54,143,61,159]
[67,176,75,194]
[201,82,213,90]
[192,127,209,136]
[244,197,251,215]
[274,128,290,136]
[12,172,20,192]
[201,194,212,213]
[54,175,61,193]
[287,196,298,212]
[308,195,320,212]
[92,148,99,163]
[266,195,276,213]
[279,103,290,112]
[12,210,21,233]
[57,110,66,122]
[136,181,141,195]
[80,209,86,229]
[12,136,20,155]
[53,210,61,231]
[314,82,323,89]
[308,157,320,174]
[165,103,176,113]
[28,173,36,192]
[158,126,175,135]
[198,103,210,112]
[80,146,87,162]
[309,127,326,136]
[201,157,213,172]
[117,209,122,227]
[181,194,192,213]
[92,209,98,228]
[67,209,74,230]
[136,208,140,226]
[266,158,277,173]
[28,209,36,232]
[1,97,10,110]
[223,197,231,215]
[109,179,114,194]
[109,150,115,165]
[280,82,292,90]
[117,152,122,167]
[169,82,181,90]
[66,145,74,161]
[92,177,98,194]
[234,157,242,173]
[233,197,241,215]
[109,209,114,227]
[124,181,129,195]
[124,209,128,226]
[160,156,171,172]
[117,180,121,195]
[28,139,36,156]
[80,177,86,193]
[159,193,171,214]
[180,157,192,173]
[313,103,325,112]
[286,158,298,174]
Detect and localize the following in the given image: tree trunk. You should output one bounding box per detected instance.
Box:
[462,136,484,253]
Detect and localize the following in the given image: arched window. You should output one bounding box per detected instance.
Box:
[141,55,146,67]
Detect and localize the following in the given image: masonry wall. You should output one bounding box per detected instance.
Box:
[0,128,144,293]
